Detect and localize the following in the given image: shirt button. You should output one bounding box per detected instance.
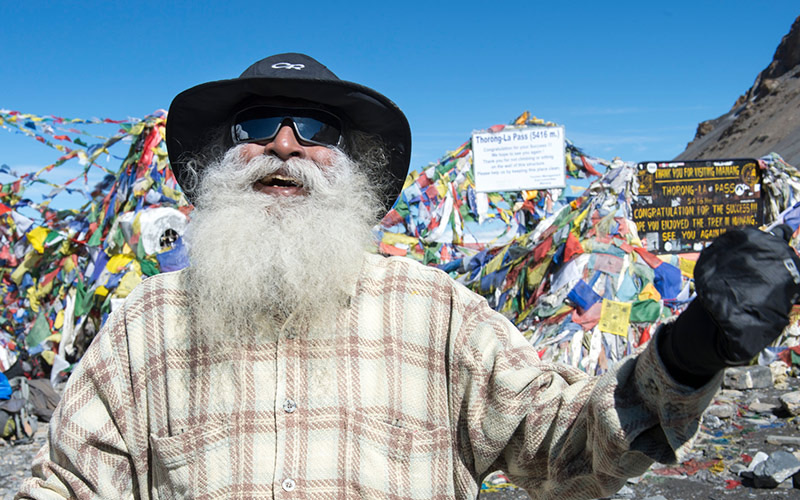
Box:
[283,398,297,413]
[282,477,296,491]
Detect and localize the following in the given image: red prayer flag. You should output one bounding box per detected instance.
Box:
[381,209,404,227]
[41,268,60,287]
[533,236,553,262]
[633,246,664,269]
[563,231,584,262]
[379,241,406,257]
[637,325,651,347]
[138,127,161,167]
[580,155,602,177]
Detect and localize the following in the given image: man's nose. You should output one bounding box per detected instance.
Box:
[264,122,304,160]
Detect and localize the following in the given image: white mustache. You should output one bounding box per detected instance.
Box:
[242,155,323,189]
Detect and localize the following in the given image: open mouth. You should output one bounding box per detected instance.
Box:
[254,173,306,196]
[258,173,304,189]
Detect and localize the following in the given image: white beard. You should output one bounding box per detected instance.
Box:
[183,145,381,344]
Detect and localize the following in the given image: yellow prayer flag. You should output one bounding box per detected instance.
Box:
[402,171,417,190]
[37,278,54,297]
[129,122,146,136]
[26,286,40,313]
[44,334,61,344]
[638,282,662,302]
[488,193,504,204]
[679,257,696,278]
[565,151,578,172]
[95,286,109,297]
[484,248,507,276]
[132,212,143,235]
[527,256,553,290]
[381,232,419,247]
[26,226,50,253]
[62,255,75,274]
[572,207,591,229]
[115,271,143,299]
[11,251,42,285]
[435,181,448,199]
[40,351,55,365]
[54,310,64,330]
[53,309,64,330]
[599,299,632,337]
[162,185,183,202]
[106,254,134,273]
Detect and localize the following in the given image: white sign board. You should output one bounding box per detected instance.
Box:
[472,126,566,192]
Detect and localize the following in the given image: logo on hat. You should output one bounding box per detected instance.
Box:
[271,62,305,70]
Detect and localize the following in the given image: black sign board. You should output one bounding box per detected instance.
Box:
[632,159,764,254]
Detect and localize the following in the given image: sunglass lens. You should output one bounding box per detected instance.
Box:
[294,117,341,146]
[233,117,282,142]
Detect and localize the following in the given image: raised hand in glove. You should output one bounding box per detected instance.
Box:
[658,226,800,387]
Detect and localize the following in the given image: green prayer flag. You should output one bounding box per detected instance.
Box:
[113,226,125,248]
[436,159,457,176]
[139,259,160,277]
[44,231,60,244]
[135,238,146,260]
[630,299,660,323]
[791,351,800,367]
[393,201,410,219]
[87,227,103,247]
[26,313,52,348]
[100,293,113,314]
[86,205,98,223]
[73,280,91,318]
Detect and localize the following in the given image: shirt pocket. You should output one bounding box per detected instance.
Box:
[149,418,231,500]
[347,411,453,499]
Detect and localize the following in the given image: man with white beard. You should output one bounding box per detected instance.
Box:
[17,54,800,500]
[186,143,381,341]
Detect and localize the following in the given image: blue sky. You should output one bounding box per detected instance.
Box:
[1,1,798,207]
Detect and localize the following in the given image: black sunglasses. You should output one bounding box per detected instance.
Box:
[230,105,344,148]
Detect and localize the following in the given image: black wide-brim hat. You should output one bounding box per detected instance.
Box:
[166,53,411,212]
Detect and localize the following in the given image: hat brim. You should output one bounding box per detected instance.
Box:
[166,76,411,212]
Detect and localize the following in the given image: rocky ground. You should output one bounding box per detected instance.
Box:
[3,367,800,499]
[1,426,46,500]
[479,366,800,499]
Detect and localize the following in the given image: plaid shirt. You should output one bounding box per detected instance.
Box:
[18,254,719,500]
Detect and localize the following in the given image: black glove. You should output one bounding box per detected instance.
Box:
[658,225,800,387]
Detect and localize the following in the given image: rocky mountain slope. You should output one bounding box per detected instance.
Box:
[676,15,800,166]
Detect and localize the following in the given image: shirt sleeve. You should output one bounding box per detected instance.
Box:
[16,309,144,500]
[448,288,721,500]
